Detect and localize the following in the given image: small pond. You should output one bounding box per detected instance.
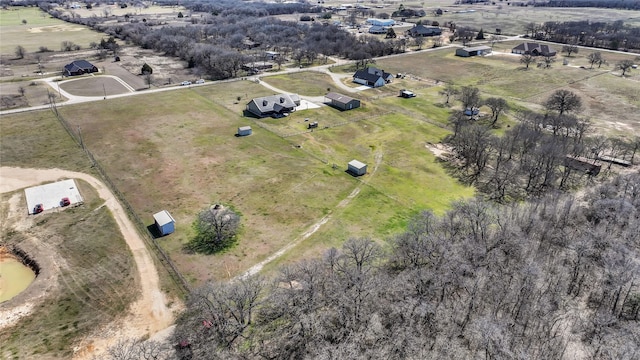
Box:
[0,257,36,303]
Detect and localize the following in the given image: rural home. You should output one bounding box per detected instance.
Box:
[455,45,492,57]
[265,51,280,60]
[353,66,393,87]
[369,26,387,34]
[367,18,395,27]
[153,210,176,236]
[242,61,273,72]
[512,43,557,56]
[348,160,367,176]
[237,126,252,136]
[246,93,300,118]
[406,24,442,37]
[63,60,98,76]
[325,92,361,110]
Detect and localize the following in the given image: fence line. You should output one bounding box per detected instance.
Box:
[50,104,191,296]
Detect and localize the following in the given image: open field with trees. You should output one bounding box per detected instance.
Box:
[2,1,639,358]
[46,78,474,284]
[0,7,106,54]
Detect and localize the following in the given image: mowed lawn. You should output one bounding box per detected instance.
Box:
[56,79,473,283]
[0,7,106,55]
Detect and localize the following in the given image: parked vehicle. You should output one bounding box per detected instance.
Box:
[33,204,44,214]
[181,81,192,86]
[60,197,71,207]
[195,79,205,84]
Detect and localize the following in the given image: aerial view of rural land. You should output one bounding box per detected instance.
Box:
[1,0,639,358]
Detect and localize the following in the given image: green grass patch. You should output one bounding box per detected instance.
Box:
[262,71,336,96]
[0,7,106,54]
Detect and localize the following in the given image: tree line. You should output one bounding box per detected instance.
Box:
[534,0,640,10]
[41,4,405,80]
[444,87,638,202]
[155,172,639,360]
[525,20,640,51]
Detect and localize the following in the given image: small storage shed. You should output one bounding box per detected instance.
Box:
[238,126,252,136]
[348,159,367,176]
[400,89,416,98]
[153,210,176,236]
[456,45,492,57]
[325,92,361,110]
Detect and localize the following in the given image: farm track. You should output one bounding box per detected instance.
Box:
[0,167,174,359]
[237,150,385,280]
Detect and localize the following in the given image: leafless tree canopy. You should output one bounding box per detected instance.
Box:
[172,175,640,359]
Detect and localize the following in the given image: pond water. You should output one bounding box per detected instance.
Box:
[0,257,36,303]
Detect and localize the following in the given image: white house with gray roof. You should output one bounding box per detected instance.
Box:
[246,93,301,118]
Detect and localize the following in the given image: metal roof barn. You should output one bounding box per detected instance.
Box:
[24,179,83,214]
[348,160,367,176]
[153,210,176,236]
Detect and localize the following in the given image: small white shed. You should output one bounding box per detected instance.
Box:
[153,210,175,236]
[238,126,252,136]
[348,159,367,176]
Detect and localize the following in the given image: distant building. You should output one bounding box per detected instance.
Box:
[512,43,557,56]
[325,92,361,110]
[348,160,367,176]
[237,126,252,136]
[63,60,98,76]
[406,24,442,37]
[369,26,387,34]
[246,93,300,118]
[455,45,492,57]
[153,210,176,236]
[399,89,416,98]
[353,66,394,87]
[367,18,395,27]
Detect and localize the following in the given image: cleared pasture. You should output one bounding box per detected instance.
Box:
[429,6,640,35]
[50,78,472,283]
[371,47,640,136]
[0,7,106,55]
[263,71,336,96]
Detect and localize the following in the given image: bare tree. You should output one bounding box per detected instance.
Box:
[484,97,508,126]
[458,85,481,110]
[544,89,582,115]
[616,59,634,76]
[537,54,555,69]
[439,84,458,105]
[520,54,535,69]
[189,205,241,254]
[15,45,26,59]
[562,44,579,57]
[587,51,603,69]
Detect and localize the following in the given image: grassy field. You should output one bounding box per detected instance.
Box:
[0,180,138,359]
[263,71,336,96]
[419,5,640,35]
[0,7,106,55]
[44,76,473,284]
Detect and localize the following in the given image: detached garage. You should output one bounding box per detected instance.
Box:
[348,160,367,176]
[325,92,361,111]
[153,210,176,236]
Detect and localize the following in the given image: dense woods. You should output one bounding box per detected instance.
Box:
[171,173,639,359]
[36,1,405,80]
[443,88,638,202]
[525,20,640,51]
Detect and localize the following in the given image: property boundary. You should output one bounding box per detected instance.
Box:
[49,101,192,296]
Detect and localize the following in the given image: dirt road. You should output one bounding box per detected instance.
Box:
[0,167,174,358]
